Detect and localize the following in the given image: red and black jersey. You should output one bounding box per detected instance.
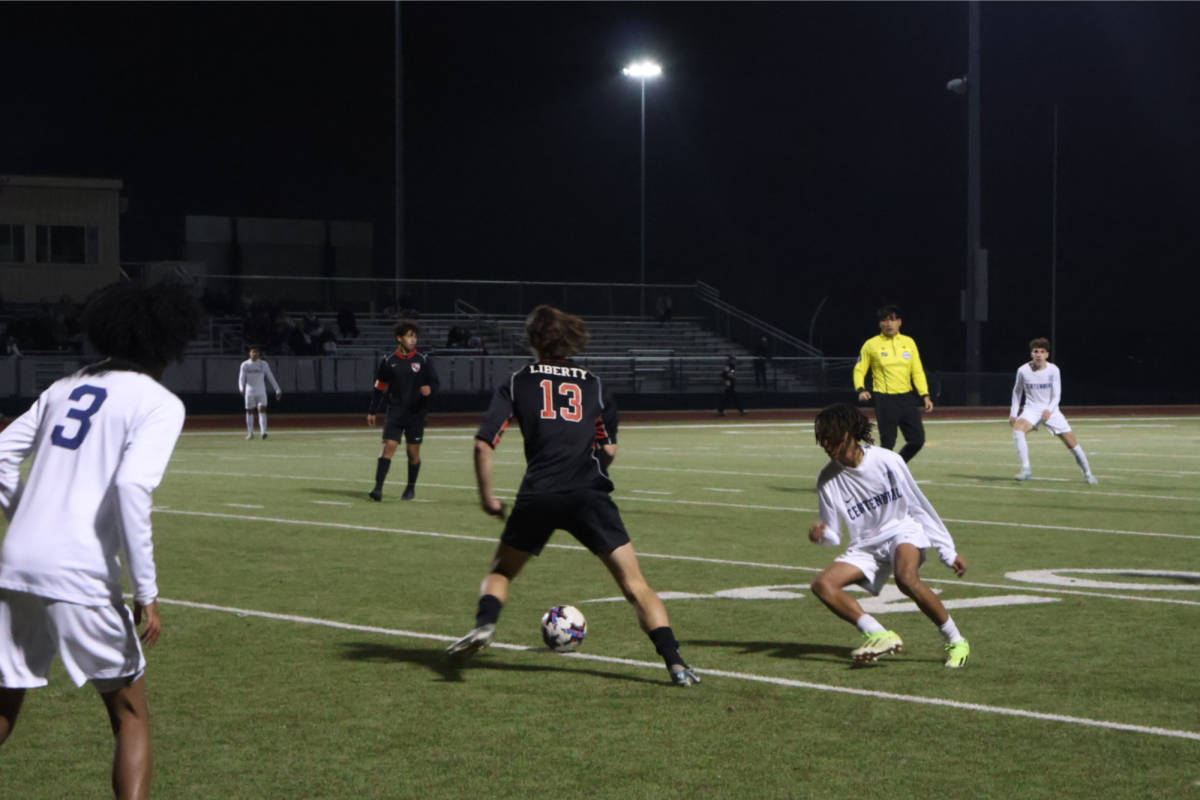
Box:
[476,360,617,496]
[369,349,439,421]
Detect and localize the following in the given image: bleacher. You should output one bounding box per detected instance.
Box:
[208,312,814,394]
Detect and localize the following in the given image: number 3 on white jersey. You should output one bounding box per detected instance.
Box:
[51,384,108,450]
[539,380,583,422]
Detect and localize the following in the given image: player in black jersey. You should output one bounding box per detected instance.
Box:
[446,306,700,687]
[366,320,439,501]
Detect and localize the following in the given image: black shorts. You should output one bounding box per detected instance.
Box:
[501,489,631,556]
[382,419,426,444]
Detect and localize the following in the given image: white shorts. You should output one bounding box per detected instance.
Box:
[834,522,930,597]
[244,390,268,410]
[0,589,146,692]
[1018,407,1071,436]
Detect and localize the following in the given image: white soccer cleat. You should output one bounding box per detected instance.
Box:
[1084,474,1099,485]
[446,624,495,662]
[1015,468,1033,481]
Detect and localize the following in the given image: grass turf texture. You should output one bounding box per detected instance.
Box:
[3,415,1199,799]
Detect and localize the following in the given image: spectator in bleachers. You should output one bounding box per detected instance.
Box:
[717,355,746,417]
[466,330,488,354]
[656,294,674,326]
[336,307,360,340]
[753,337,771,389]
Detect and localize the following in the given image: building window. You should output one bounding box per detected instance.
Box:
[0,224,25,263]
[35,225,100,265]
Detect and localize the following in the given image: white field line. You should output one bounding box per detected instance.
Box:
[931,482,1200,503]
[152,595,1200,743]
[175,416,1200,439]
[153,509,1200,607]
[168,470,1200,541]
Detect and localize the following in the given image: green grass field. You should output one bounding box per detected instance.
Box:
[4,413,1199,799]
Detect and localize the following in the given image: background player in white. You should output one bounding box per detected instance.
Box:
[238,345,281,440]
[807,403,971,668]
[1010,338,1097,484]
[0,281,201,800]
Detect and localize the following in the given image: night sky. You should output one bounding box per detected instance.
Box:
[5,2,1199,386]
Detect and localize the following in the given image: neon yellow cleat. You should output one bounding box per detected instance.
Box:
[850,630,904,663]
[944,639,971,668]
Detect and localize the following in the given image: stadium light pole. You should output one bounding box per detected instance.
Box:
[623,60,662,320]
[947,0,985,406]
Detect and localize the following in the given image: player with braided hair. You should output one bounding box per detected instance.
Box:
[0,281,201,799]
[807,403,972,668]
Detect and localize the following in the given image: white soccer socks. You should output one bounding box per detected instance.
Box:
[1071,445,1092,476]
[1012,429,1030,468]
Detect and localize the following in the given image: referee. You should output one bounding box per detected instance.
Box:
[852,304,933,463]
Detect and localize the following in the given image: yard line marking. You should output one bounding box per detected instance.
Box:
[630,490,672,495]
[167,471,1200,540]
[933,482,1200,503]
[702,487,744,493]
[312,501,353,506]
[152,509,1200,607]
[153,596,1200,743]
[224,503,264,509]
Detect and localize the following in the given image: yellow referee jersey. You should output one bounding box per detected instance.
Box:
[852,333,930,396]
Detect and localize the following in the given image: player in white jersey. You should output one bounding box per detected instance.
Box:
[0,282,200,800]
[1010,338,1097,484]
[237,345,281,440]
[807,404,971,668]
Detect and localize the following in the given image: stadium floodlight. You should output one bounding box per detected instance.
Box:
[622,60,663,79]
[623,60,662,319]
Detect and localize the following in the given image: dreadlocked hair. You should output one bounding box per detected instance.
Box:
[813,403,875,447]
[81,281,203,371]
[525,305,589,359]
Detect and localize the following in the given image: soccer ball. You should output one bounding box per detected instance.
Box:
[540,605,587,653]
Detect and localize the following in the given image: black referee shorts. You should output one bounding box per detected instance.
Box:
[501,489,632,556]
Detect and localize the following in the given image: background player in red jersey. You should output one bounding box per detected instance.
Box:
[367,320,439,501]
[446,305,700,687]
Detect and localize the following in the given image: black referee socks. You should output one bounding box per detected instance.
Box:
[406,460,421,491]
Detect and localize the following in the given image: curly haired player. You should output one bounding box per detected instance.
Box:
[0,282,201,800]
[807,403,972,668]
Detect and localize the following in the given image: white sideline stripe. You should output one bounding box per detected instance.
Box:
[312,501,353,506]
[176,416,1200,439]
[153,596,1200,743]
[933,482,1200,504]
[153,509,1200,606]
[168,470,1200,541]
[223,503,265,509]
[702,487,744,493]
